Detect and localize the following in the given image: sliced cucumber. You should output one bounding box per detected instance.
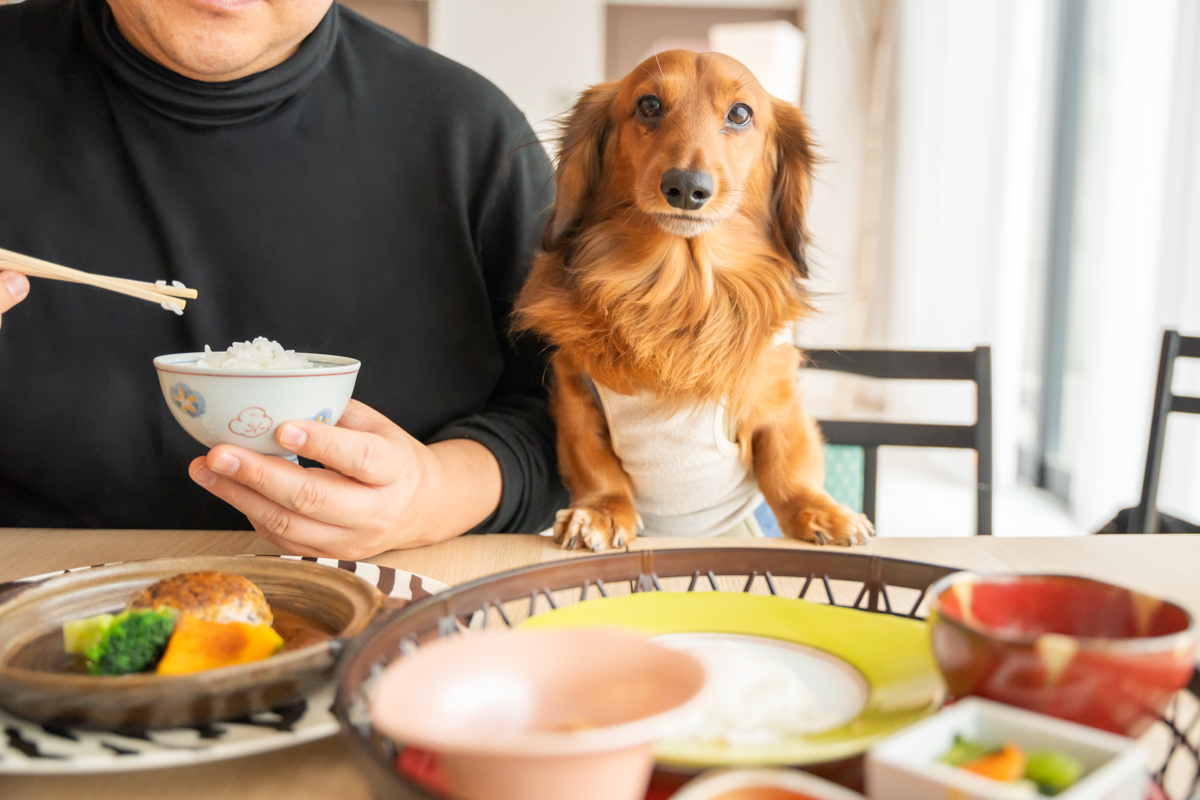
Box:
[1025,750,1085,795]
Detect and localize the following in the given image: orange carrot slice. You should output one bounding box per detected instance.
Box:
[961,743,1026,782]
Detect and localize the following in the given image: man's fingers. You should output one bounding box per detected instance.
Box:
[189,456,358,552]
[275,416,406,487]
[197,445,372,525]
[333,400,400,436]
[0,271,30,319]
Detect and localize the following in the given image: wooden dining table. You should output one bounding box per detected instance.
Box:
[1,530,1197,800]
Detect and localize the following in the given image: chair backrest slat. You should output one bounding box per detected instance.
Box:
[818,421,977,450]
[804,349,977,381]
[1173,395,1200,415]
[1177,336,1200,359]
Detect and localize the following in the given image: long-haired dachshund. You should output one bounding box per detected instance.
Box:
[515,50,874,551]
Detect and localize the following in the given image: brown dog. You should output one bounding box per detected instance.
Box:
[515,50,873,551]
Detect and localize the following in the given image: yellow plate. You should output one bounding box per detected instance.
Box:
[521,591,944,767]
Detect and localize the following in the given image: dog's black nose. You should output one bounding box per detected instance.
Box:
[660,168,713,210]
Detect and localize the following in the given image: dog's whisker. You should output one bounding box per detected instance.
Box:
[599,197,637,213]
[617,202,642,232]
[730,68,759,95]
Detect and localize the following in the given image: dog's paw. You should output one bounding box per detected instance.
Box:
[782,502,874,546]
[553,503,638,552]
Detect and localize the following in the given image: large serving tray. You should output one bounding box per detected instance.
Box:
[332,546,1200,800]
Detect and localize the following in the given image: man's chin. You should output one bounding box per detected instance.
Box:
[652,213,719,239]
[155,40,276,82]
[108,0,325,82]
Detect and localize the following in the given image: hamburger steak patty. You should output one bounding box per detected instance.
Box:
[127,571,273,626]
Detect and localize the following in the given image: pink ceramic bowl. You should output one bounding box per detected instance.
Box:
[670,768,865,800]
[369,628,707,800]
[928,572,1197,736]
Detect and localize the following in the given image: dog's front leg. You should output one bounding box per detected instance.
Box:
[749,347,874,545]
[549,351,640,551]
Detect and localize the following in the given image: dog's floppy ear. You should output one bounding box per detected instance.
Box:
[769,99,818,279]
[544,82,621,251]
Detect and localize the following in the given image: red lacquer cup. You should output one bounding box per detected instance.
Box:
[928,572,1197,735]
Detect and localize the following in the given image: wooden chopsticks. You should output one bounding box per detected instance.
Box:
[0,246,198,313]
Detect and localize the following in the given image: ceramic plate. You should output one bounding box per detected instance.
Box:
[521,592,944,767]
[0,555,447,774]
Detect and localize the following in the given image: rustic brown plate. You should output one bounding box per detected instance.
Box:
[0,555,384,731]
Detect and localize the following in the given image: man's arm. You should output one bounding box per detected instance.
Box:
[426,120,568,534]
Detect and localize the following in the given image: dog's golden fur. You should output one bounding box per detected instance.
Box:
[516,50,873,550]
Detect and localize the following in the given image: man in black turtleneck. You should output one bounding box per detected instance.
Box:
[0,0,568,557]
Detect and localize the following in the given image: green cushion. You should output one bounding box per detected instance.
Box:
[823,444,864,513]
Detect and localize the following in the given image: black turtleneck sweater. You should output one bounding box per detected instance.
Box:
[0,0,567,532]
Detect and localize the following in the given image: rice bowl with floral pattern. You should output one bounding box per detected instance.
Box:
[154,345,360,458]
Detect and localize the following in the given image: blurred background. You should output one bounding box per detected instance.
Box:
[250,1,1200,536]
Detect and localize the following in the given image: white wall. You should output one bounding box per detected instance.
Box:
[428,0,605,140]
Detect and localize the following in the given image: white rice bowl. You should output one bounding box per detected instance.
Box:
[154,342,359,457]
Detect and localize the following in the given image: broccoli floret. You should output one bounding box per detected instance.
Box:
[85,609,177,676]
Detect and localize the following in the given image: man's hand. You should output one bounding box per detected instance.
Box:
[188,400,502,559]
[0,271,29,329]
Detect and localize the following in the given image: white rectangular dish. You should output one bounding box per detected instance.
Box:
[865,697,1148,800]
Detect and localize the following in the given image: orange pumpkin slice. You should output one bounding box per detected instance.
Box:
[156,614,284,675]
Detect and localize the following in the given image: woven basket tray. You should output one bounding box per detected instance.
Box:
[332,547,1200,800]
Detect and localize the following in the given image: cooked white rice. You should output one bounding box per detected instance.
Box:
[155,280,188,316]
[196,337,316,370]
[664,641,838,746]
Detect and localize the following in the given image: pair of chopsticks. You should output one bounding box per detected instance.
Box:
[0,245,198,314]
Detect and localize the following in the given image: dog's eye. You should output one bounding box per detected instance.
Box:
[726,103,753,129]
[637,95,663,119]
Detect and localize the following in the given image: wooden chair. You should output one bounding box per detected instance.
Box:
[1128,330,1200,533]
[801,346,993,536]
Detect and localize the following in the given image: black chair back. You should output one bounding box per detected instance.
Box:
[801,346,993,535]
[1130,330,1200,533]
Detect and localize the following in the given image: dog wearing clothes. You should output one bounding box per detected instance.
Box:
[515,50,873,551]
